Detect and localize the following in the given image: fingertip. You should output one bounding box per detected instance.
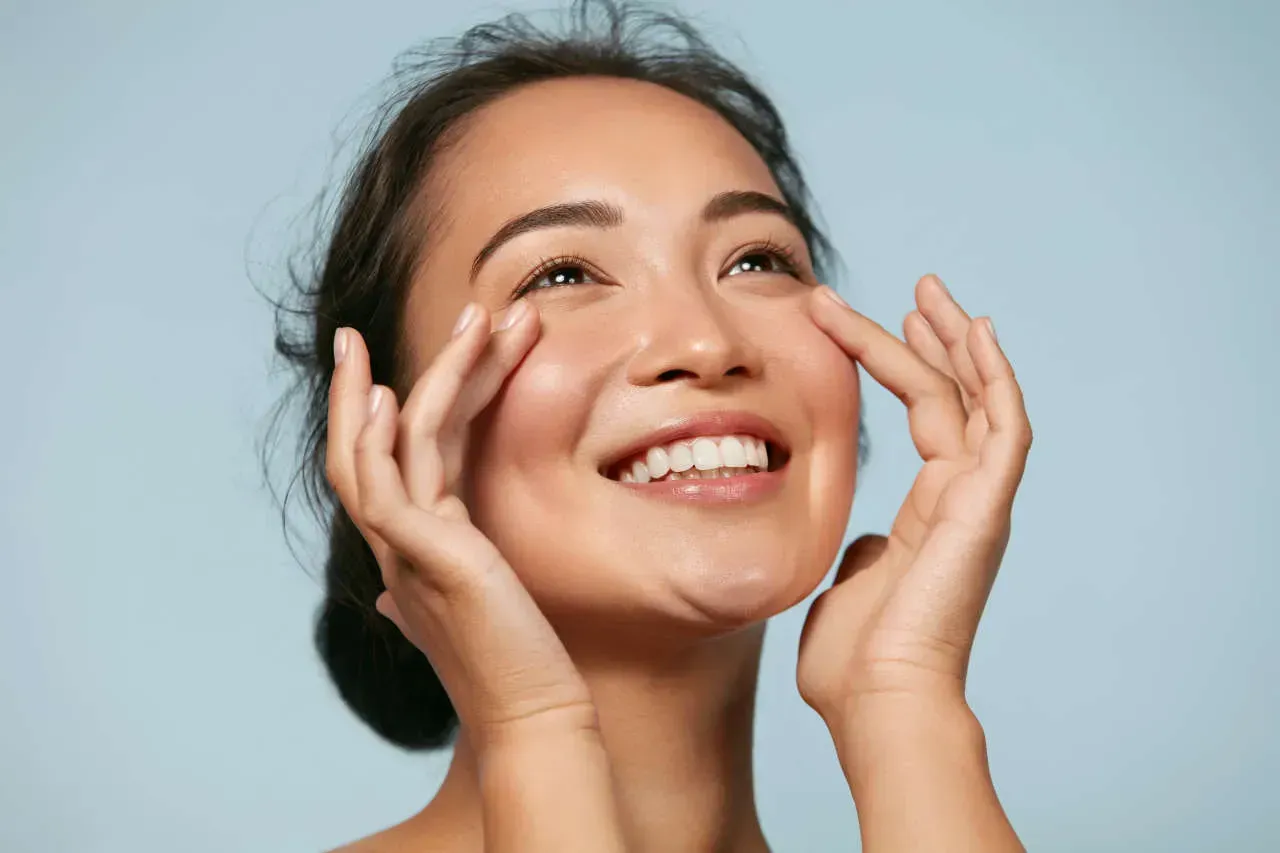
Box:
[361,384,401,441]
[495,299,531,332]
[333,327,349,367]
[903,309,927,337]
[816,284,849,310]
[967,317,1001,380]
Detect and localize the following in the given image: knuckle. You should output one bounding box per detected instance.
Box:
[929,365,957,392]
[323,454,342,489]
[397,409,417,442]
[938,376,964,407]
[357,486,393,530]
[352,425,377,457]
[360,494,393,530]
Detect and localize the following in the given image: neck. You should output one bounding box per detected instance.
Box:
[417,622,772,853]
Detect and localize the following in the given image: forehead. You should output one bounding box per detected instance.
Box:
[427,75,782,231]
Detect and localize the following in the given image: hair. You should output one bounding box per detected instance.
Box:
[262,0,869,751]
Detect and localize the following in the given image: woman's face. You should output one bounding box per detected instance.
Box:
[404,77,859,637]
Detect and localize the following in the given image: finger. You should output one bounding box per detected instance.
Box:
[812,287,967,459]
[452,300,541,426]
[354,382,470,593]
[395,302,498,508]
[326,327,389,553]
[903,310,955,386]
[968,317,1033,492]
[914,275,984,403]
[402,302,541,507]
[375,591,409,637]
[833,533,890,586]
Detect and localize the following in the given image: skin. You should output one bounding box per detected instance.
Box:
[325,76,1030,852]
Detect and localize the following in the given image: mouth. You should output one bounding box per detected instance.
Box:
[596,411,793,486]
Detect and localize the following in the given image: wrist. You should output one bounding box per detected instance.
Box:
[834,694,986,791]
[832,696,1023,852]
[473,700,604,761]
[472,708,628,853]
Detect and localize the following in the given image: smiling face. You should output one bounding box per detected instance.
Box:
[402,76,859,640]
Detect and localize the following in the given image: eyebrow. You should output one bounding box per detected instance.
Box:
[468,189,798,283]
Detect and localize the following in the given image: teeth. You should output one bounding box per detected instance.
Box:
[610,433,777,482]
[668,444,694,472]
[720,436,747,468]
[691,437,720,471]
[645,446,670,479]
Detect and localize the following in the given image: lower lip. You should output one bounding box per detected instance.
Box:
[608,466,787,503]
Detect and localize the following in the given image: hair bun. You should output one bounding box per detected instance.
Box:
[314,515,458,751]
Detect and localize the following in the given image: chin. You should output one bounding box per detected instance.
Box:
[660,548,834,630]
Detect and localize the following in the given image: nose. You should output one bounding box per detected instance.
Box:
[624,286,765,389]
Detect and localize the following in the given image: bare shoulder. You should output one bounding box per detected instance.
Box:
[325,811,476,853]
[324,822,422,853]
[325,827,397,853]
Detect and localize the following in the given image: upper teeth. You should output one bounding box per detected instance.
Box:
[615,435,770,483]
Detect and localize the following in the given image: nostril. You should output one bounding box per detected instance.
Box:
[655,365,749,383]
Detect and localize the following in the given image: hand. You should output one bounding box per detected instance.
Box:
[326,301,596,745]
[797,275,1032,727]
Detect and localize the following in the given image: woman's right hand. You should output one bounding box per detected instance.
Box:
[325,300,595,747]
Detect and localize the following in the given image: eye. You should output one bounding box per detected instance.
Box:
[724,242,802,278]
[512,255,597,299]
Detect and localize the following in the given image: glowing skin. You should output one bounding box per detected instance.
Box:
[405,77,858,636]
[335,72,1029,852]
[365,76,858,852]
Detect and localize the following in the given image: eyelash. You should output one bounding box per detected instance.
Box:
[510,239,805,300]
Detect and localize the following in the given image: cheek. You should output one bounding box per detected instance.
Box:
[463,330,607,542]
[755,309,861,435]
[795,326,861,424]
[785,322,862,566]
[468,340,599,477]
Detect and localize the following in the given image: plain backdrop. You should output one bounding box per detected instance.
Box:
[2,0,1277,850]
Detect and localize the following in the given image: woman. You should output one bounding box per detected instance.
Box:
[269,1,1031,849]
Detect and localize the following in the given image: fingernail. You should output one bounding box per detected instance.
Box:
[333,328,348,366]
[984,317,998,343]
[821,285,849,308]
[452,303,477,338]
[367,386,384,417]
[497,300,529,331]
[932,275,951,297]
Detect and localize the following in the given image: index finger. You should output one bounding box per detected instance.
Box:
[810,286,967,454]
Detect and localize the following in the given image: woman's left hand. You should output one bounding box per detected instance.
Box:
[797,275,1033,728]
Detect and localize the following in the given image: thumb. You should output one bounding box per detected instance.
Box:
[375,591,409,638]
[833,533,889,586]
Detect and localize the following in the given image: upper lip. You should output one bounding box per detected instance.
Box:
[598,410,791,477]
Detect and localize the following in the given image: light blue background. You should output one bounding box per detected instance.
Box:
[2,1,1277,850]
